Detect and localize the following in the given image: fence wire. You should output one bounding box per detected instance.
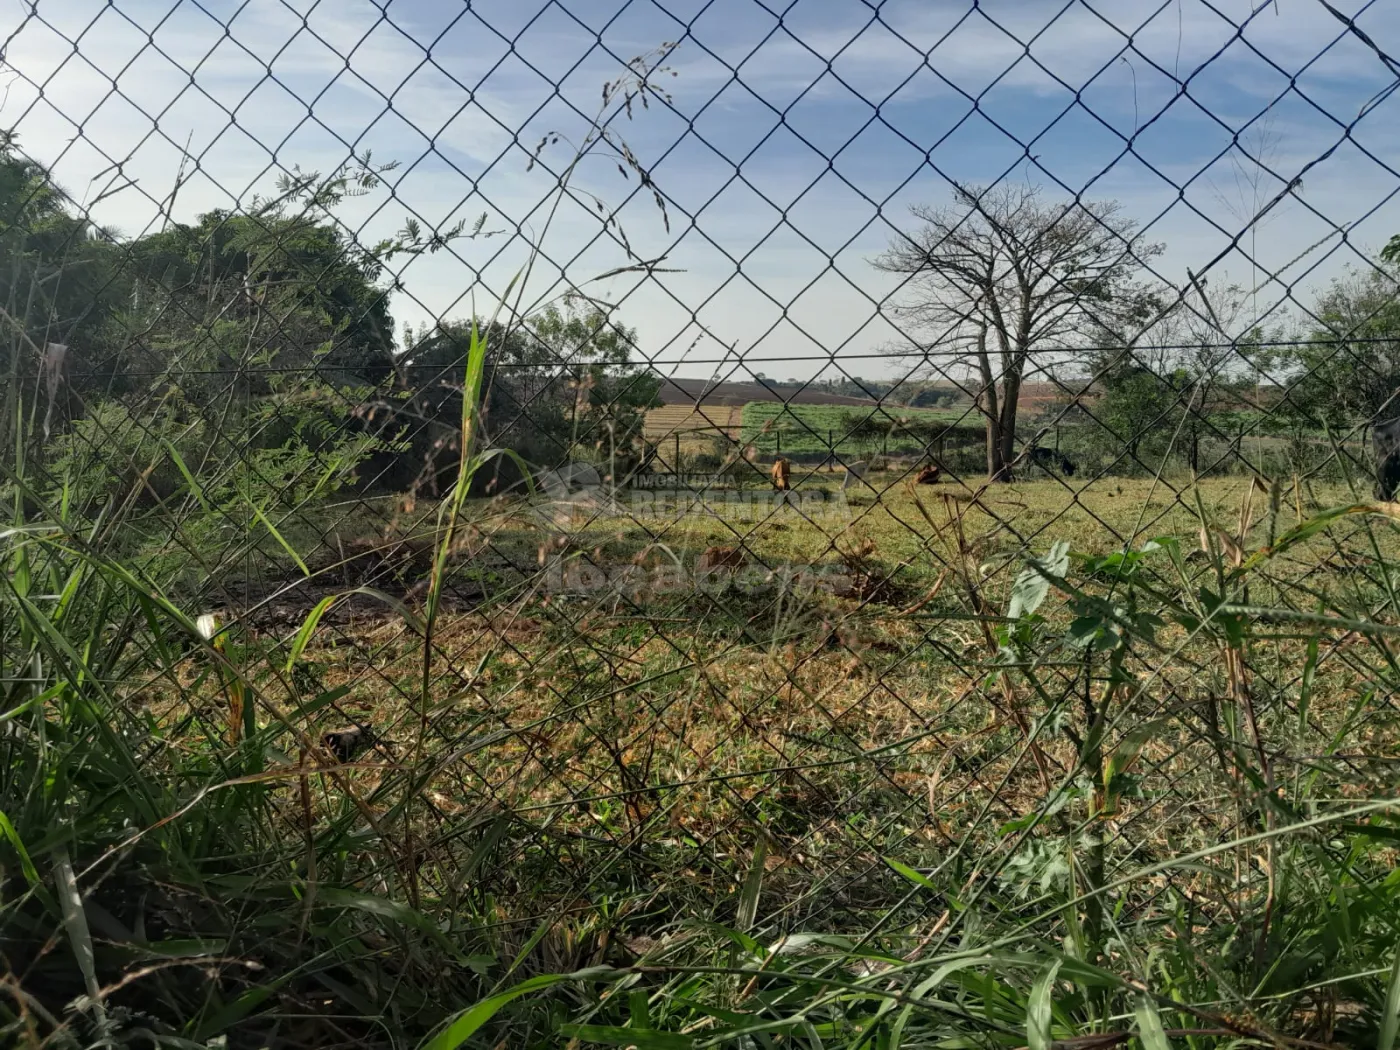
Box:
[2,1,1400,1046]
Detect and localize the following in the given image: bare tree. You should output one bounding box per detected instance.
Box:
[876,184,1163,481]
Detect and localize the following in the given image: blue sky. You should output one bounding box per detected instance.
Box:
[3,0,1399,384]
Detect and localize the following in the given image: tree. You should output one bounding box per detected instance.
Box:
[521,294,661,465]
[1282,263,1400,428]
[35,157,465,514]
[0,131,131,450]
[908,385,960,409]
[875,184,1163,481]
[390,295,660,494]
[126,209,396,389]
[1088,279,1277,473]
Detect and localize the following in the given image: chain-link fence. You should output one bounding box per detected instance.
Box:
[3,1,1400,1046]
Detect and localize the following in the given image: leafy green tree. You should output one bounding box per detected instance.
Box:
[394,296,660,493]
[1281,264,1400,427]
[29,156,470,517]
[1088,280,1276,473]
[907,386,961,409]
[0,131,131,450]
[125,179,400,391]
[522,294,661,463]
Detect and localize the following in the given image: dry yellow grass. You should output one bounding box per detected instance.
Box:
[169,474,1399,886]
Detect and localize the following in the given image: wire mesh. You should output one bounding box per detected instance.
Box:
[2,0,1400,1045]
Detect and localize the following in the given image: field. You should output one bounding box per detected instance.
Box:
[10,453,1400,1046]
[239,471,1400,949]
[9,8,1400,1043]
[643,403,745,460]
[740,400,982,455]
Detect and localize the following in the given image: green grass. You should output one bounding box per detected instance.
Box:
[739,401,981,455]
[12,59,1400,1048]
[8,465,1400,1046]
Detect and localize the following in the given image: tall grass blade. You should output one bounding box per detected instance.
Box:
[54,848,105,1021]
[1134,994,1170,1050]
[1028,959,1061,1050]
[1380,946,1400,1050]
[421,969,618,1050]
[737,833,767,933]
[0,808,44,893]
[250,500,310,576]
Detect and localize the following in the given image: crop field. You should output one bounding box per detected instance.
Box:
[740,401,983,455]
[644,404,746,460]
[644,403,746,437]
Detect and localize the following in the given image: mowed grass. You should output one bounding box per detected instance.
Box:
[167,472,1400,918]
[740,401,981,455]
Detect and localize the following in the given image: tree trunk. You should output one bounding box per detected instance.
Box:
[974,326,1010,482]
[994,365,1021,483]
[986,408,1005,480]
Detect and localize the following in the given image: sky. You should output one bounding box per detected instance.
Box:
[3,0,1399,387]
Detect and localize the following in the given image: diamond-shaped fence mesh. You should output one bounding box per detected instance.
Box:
[3,1,1400,1046]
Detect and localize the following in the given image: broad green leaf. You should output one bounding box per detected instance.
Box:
[912,955,997,997]
[1134,993,1170,1050]
[1381,944,1400,1050]
[1240,503,1373,571]
[629,989,651,1029]
[1027,959,1061,1050]
[285,594,341,671]
[560,1024,692,1048]
[1009,542,1070,621]
[1000,788,1073,837]
[420,968,618,1050]
[0,809,42,890]
[1105,722,1164,787]
[886,857,939,893]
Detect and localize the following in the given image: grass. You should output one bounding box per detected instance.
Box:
[740,402,981,456]
[5,71,1400,1050]
[8,450,1400,1046]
